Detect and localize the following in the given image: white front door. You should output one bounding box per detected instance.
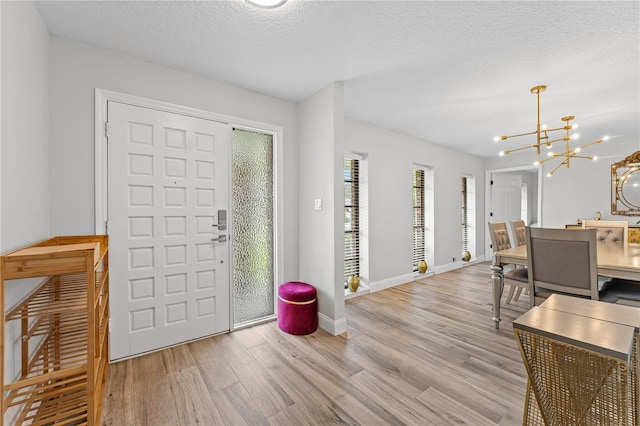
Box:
[107,101,231,360]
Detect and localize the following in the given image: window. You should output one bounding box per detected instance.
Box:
[344,157,359,283]
[461,176,469,256]
[412,169,425,271]
[521,183,528,222]
[232,129,275,326]
[461,174,476,261]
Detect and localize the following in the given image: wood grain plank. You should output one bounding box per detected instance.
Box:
[417,386,497,425]
[212,382,269,425]
[188,337,239,393]
[216,334,295,417]
[130,352,181,425]
[168,366,224,425]
[101,360,129,426]
[349,369,445,424]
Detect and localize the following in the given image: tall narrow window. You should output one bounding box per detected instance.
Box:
[461,176,469,256]
[412,169,425,271]
[521,183,528,222]
[232,129,275,327]
[344,158,359,284]
[461,174,476,261]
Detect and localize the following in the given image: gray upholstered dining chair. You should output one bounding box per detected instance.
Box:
[525,227,617,308]
[510,219,526,247]
[582,219,637,289]
[582,219,629,250]
[488,221,528,304]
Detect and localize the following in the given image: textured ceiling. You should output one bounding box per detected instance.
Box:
[35,0,639,158]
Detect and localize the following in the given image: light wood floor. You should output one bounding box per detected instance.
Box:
[102,262,531,425]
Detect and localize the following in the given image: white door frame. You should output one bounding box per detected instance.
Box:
[484,165,543,259]
[94,89,284,338]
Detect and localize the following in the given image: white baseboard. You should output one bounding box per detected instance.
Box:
[433,256,486,274]
[433,262,458,274]
[363,257,489,293]
[369,273,415,293]
[318,312,348,336]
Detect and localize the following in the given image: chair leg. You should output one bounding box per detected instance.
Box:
[506,285,516,304]
[513,287,523,301]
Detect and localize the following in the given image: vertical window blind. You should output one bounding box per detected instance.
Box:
[412,169,425,271]
[344,158,360,282]
[461,176,469,253]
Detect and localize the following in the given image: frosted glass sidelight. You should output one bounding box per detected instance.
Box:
[232,129,275,326]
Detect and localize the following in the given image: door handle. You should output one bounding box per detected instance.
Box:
[211,235,227,243]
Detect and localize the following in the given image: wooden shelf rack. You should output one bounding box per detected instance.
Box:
[1,236,109,425]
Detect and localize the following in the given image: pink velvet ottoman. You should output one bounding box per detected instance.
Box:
[277,282,318,335]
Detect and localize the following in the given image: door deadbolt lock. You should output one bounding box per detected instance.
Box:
[211,235,227,243]
[214,210,227,231]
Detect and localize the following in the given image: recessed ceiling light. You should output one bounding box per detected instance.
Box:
[246,0,287,8]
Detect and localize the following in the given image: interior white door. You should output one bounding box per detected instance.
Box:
[107,101,231,360]
[489,173,522,250]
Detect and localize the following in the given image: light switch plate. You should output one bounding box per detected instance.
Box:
[314,198,323,210]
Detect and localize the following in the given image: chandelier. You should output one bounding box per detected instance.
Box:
[495,85,609,177]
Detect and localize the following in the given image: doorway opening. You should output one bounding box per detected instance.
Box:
[485,165,541,258]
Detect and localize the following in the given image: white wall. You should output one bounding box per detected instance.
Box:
[298,83,346,335]
[1,3,50,421]
[1,2,49,252]
[485,137,639,228]
[1,1,50,307]
[1,1,2,256]
[48,36,300,281]
[345,119,486,283]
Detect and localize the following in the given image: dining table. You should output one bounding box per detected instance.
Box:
[490,242,640,329]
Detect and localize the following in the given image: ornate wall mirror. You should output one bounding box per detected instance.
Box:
[611,150,640,216]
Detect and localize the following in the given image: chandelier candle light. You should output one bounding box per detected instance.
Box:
[495,85,609,177]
